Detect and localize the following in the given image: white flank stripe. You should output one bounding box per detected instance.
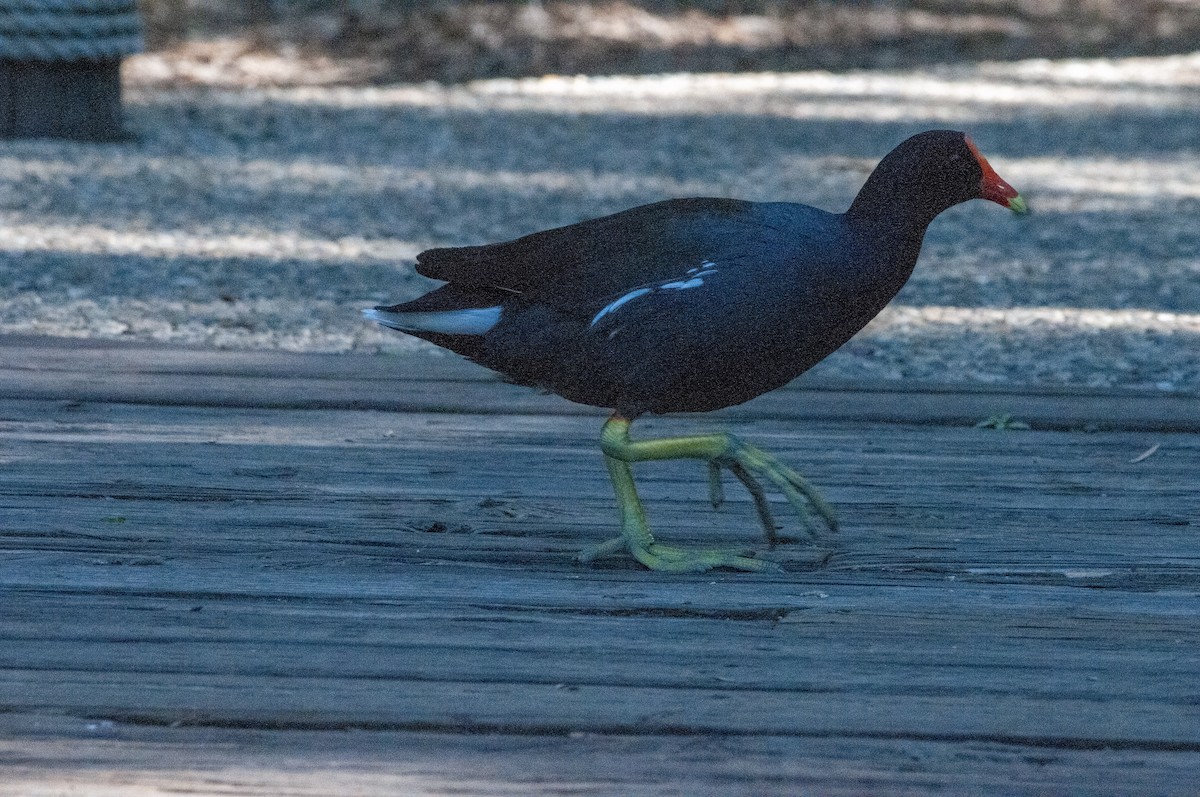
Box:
[363,306,501,335]
[659,277,704,290]
[590,287,652,327]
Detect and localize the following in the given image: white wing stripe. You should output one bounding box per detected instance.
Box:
[589,287,652,327]
[589,263,718,328]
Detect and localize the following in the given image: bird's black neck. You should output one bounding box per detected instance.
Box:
[839,159,948,305]
[845,160,949,243]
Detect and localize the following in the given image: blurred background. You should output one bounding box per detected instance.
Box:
[135,1,1200,85]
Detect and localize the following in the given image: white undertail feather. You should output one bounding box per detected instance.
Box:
[363,306,502,336]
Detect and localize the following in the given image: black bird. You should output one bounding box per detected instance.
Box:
[366,130,1027,572]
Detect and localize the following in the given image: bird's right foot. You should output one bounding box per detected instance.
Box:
[706,436,838,546]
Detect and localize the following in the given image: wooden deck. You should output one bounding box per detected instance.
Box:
[1,334,1198,795]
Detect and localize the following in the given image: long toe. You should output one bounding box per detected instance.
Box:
[718,440,838,538]
[633,543,783,574]
[722,459,783,545]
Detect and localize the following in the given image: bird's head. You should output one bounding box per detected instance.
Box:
[873,129,1027,217]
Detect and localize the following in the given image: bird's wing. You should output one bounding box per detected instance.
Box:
[415,198,774,305]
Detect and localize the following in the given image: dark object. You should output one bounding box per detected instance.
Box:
[0,58,121,139]
[367,130,1027,572]
[0,0,143,141]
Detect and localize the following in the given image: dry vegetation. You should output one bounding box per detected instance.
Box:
[135,0,1200,86]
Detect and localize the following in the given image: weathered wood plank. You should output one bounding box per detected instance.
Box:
[0,400,1195,590]
[6,670,1199,747]
[1,334,1198,429]
[2,714,1196,797]
[2,590,1197,727]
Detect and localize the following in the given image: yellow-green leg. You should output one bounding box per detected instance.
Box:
[576,415,837,573]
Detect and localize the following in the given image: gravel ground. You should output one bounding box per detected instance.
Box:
[2,52,1199,391]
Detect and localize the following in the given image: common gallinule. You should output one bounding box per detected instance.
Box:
[366,130,1027,572]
